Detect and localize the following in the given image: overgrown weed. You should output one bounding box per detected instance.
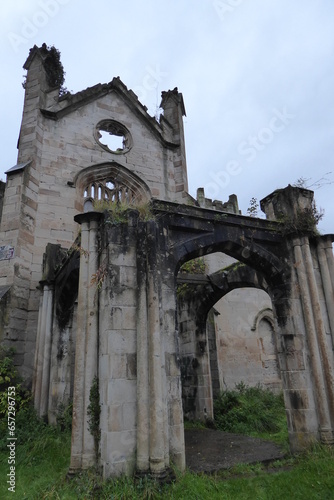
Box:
[214,382,288,448]
[93,199,155,225]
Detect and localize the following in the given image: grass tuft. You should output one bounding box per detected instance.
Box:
[213,382,288,448]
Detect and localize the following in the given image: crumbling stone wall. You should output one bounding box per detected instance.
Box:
[204,251,282,393]
[1,44,334,481]
[0,44,189,384]
[178,289,213,421]
[213,289,281,392]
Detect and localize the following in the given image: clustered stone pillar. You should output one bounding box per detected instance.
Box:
[136,221,150,472]
[136,219,185,477]
[69,212,101,473]
[261,186,334,449]
[146,221,167,474]
[317,236,334,345]
[160,274,185,472]
[293,237,334,444]
[136,221,169,476]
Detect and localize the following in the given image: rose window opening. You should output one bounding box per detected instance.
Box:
[94,120,132,154]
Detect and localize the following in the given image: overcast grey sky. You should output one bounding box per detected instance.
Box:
[1,0,333,233]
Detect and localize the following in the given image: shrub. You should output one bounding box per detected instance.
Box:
[214,382,286,435]
[179,257,206,275]
[0,346,31,420]
[56,402,73,432]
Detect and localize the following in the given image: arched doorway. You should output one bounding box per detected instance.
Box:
[176,253,283,424]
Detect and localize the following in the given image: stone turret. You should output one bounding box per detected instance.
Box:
[160,88,188,195]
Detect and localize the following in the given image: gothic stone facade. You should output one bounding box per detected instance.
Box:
[1,45,334,479]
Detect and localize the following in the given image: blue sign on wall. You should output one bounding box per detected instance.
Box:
[0,245,14,261]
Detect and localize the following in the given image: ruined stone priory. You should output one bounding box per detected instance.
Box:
[1,44,334,479]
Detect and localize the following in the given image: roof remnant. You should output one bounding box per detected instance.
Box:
[5,161,31,175]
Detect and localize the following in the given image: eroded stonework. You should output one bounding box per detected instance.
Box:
[1,44,334,479]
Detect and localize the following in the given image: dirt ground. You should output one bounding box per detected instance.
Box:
[184,429,286,473]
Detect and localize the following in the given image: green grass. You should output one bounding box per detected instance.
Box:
[183,419,207,430]
[0,408,71,499]
[1,439,334,499]
[213,382,289,450]
[1,390,334,499]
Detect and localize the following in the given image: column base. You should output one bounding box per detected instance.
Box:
[320,428,334,445]
[67,467,80,479]
[135,467,176,484]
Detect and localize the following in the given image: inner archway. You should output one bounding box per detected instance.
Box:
[210,288,281,394]
[176,252,284,425]
[176,250,287,474]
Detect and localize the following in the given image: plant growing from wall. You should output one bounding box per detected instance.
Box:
[22,44,67,94]
[222,261,246,273]
[276,201,324,237]
[93,199,155,226]
[98,200,129,226]
[177,257,206,297]
[293,172,333,190]
[87,376,101,463]
[179,257,206,275]
[247,197,259,218]
[42,44,65,89]
[91,265,108,291]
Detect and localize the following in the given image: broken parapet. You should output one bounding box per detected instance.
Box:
[196,188,240,214]
[260,184,314,221]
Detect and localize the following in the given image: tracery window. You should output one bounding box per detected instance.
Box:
[75,162,151,213]
[83,179,138,212]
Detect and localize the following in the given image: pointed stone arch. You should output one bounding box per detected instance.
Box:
[176,259,278,419]
[251,307,275,332]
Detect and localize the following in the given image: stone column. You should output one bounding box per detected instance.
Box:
[163,276,185,472]
[33,282,54,417]
[82,215,100,467]
[325,239,334,285]
[302,239,334,437]
[69,218,89,472]
[146,220,166,475]
[136,222,150,473]
[33,290,44,408]
[69,212,101,473]
[317,237,334,345]
[294,238,333,443]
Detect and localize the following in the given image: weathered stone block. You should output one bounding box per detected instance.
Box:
[108,404,123,432]
[107,379,136,405]
[108,330,136,354]
[123,402,137,430]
